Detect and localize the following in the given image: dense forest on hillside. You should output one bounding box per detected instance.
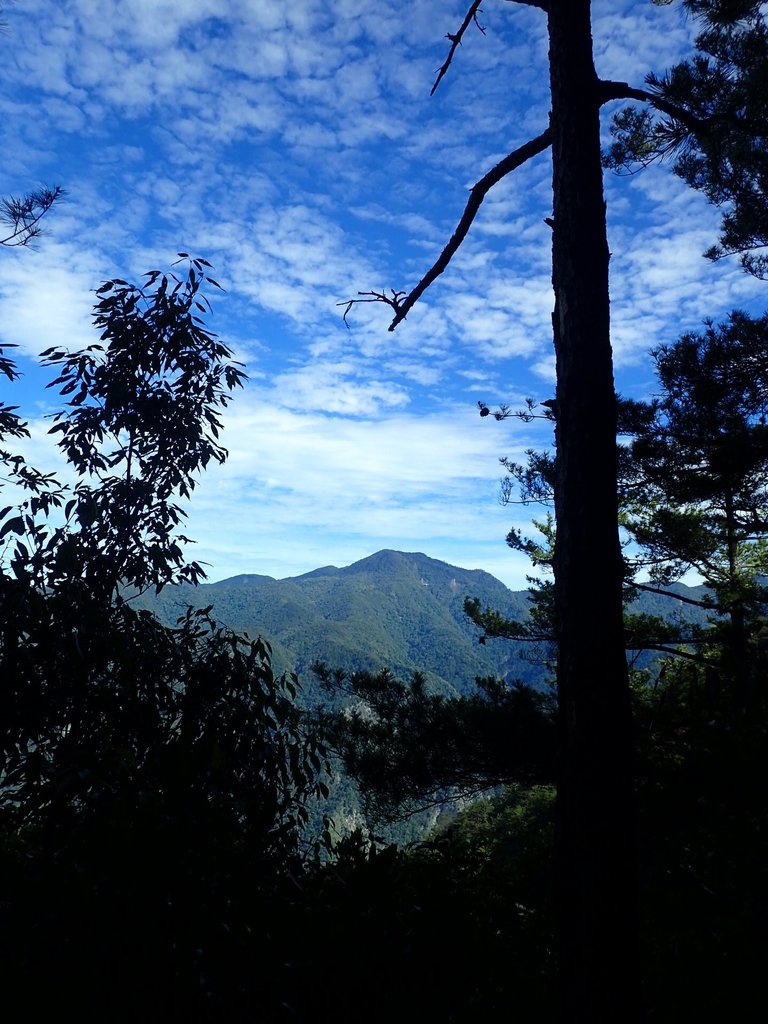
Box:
[137,550,538,692]
[138,550,713,697]
[2,2,768,1022]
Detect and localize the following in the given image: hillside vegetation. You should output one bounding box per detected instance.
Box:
[137,548,709,697]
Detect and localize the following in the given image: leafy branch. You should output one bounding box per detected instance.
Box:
[0,186,64,246]
[2,256,245,598]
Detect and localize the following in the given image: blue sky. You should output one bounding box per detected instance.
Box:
[1,0,765,590]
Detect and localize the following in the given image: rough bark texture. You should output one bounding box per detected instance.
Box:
[547,2,637,1020]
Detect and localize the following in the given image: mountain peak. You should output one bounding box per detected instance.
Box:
[343,550,454,575]
[210,573,276,588]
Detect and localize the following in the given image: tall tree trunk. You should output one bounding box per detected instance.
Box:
[724,490,749,707]
[547,2,637,1020]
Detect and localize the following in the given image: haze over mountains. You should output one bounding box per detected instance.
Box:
[138,550,709,697]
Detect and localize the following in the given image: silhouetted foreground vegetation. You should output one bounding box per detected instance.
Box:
[0,261,554,1020]
[3,1,768,1017]
[2,252,768,1021]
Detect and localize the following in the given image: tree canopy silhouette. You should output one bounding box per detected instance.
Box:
[0,258,329,1018]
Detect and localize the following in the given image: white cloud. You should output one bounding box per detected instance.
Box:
[0,245,103,358]
[174,394,542,587]
[593,0,696,84]
[2,0,763,596]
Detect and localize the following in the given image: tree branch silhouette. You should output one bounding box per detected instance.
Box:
[338,126,552,331]
[1,186,64,247]
[340,73,733,333]
[431,0,486,96]
[432,2,551,98]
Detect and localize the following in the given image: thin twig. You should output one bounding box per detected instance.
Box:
[338,290,406,327]
[431,0,485,96]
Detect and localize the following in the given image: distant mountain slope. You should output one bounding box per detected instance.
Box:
[137,550,539,695]
[136,550,712,697]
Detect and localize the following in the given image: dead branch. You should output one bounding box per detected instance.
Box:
[630,580,714,610]
[338,289,407,327]
[432,2,550,97]
[341,73,725,334]
[388,127,551,331]
[431,1,485,97]
[338,127,551,332]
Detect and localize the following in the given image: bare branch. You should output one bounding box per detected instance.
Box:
[630,580,714,610]
[431,1,485,97]
[431,2,549,97]
[339,127,551,332]
[385,127,551,331]
[341,73,714,333]
[624,643,714,665]
[338,289,407,327]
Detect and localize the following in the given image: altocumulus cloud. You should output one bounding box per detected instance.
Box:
[1,0,765,587]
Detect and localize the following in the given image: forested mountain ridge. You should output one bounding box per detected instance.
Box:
[136,549,709,695]
[137,550,532,693]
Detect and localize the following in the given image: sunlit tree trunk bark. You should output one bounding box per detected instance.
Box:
[547,2,637,1020]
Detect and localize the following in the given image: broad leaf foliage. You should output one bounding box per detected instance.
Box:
[0,259,328,1016]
